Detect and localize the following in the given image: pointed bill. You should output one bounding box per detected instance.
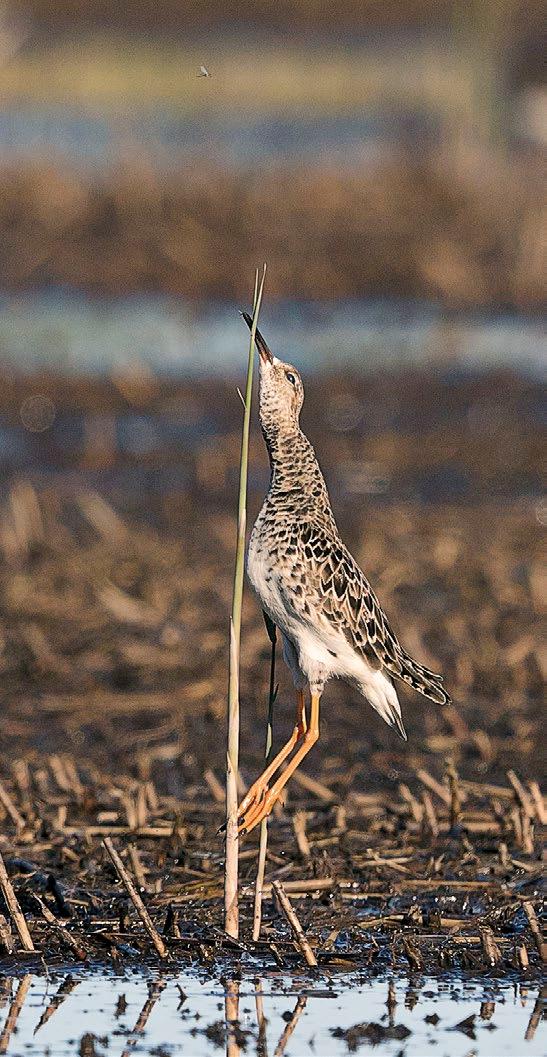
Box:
[241,311,274,364]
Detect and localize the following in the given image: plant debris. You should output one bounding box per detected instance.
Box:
[0,369,542,977]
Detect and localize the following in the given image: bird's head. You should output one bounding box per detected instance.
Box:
[241,312,304,435]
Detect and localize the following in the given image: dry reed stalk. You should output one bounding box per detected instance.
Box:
[0,915,13,955]
[507,769,534,817]
[446,757,462,829]
[523,901,546,962]
[516,942,529,971]
[252,617,277,942]
[272,879,317,967]
[204,767,225,803]
[480,926,502,967]
[528,780,546,824]
[0,780,25,831]
[416,768,451,805]
[293,811,311,858]
[128,844,148,890]
[0,852,34,951]
[289,769,336,802]
[33,894,86,959]
[102,837,166,958]
[421,791,439,839]
[225,266,266,940]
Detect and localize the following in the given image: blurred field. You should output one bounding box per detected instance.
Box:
[0,36,487,115]
[0,150,544,306]
[0,0,543,997]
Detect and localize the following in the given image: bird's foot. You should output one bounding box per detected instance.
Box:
[237,780,280,836]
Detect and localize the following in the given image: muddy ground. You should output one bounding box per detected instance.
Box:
[0,367,543,977]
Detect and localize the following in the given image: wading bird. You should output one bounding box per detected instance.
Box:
[237,313,450,835]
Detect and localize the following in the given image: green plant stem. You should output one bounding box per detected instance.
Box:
[224,265,266,939]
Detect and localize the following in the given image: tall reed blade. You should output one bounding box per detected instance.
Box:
[224,265,266,939]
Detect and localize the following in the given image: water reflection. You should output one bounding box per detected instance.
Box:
[0,971,542,1056]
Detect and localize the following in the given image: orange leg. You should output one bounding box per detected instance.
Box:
[239,692,320,835]
[237,690,307,829]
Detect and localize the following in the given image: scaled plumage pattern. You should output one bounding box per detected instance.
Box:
[238,313,450,833]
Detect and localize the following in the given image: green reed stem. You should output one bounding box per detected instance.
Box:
[225,265,266,939]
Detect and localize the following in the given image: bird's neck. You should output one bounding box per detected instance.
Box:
[263,422,331,508]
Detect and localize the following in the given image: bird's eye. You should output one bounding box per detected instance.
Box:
[285,372,297,385]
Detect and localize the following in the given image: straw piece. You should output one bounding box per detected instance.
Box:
[399,783,423,823]
[253,617,276,942]
[402,936,423,970]
[272,880,317,966]
[290,768,336,802]
[102,837,166,958]
[445,758,462,829]
[527,781,546,825]
[421,791,439,838]
[33,894,86,959]
[77,491,128,542]
[480,926,502,966]
[292,811,311,858]
[0,780,25,831]
[522,901,546,962]
[507,770,534,818]
[204,768,225,804]
[0,852,34,951]
[244,877,334,898]
[416,768,450,805]
[128,844,147,891]
[0,914,13,954]
[252,818,269,943]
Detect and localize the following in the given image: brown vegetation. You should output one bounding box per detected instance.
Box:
[0,369,542,970]
[0,152,544,307]
[19,0,458,35]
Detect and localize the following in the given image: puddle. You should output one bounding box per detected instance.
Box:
[0,971,543,1056]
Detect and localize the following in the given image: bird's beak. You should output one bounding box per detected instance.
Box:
[241,311,274,364]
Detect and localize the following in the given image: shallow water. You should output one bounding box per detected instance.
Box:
[0,971,543,1056]
[0,291,544,377]
[0,106,399,168]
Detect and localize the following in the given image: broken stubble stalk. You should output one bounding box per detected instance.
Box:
[224,265,267,939]
[252,616,277,941]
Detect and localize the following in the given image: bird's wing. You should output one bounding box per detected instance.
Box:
[278,520,450,705]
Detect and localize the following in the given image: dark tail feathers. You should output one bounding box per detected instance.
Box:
[395,651,450,706]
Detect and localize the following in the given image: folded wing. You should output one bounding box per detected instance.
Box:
[280,520,450,706]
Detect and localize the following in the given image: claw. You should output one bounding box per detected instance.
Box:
[236,777,281,836]
[238,789,280,835]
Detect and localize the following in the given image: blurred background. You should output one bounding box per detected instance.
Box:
[0,1,543,792]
